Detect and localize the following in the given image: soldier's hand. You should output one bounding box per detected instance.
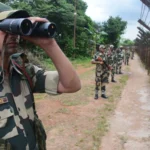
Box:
[99,61,104,64]
[108,66,112,70]
[97,57,103,62]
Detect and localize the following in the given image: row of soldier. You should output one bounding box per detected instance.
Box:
[91,44,135,100]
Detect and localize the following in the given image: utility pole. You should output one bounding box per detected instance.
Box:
[73,0,77,48]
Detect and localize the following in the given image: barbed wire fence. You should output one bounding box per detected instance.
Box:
[136,0,150,75]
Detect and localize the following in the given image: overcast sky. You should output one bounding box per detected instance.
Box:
[83,0,143,40]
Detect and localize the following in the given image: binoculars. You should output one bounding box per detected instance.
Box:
[0,18,56,38]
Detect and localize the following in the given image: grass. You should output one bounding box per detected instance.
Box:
[70,57,93,68]
[119,75,129,85]
[92,116,109,150]
[62,99,88,106]
[34,93,47,100]
[56,107,70,114]
[41,59,56,70]
[37,56,92,70]
[125,66,130,72]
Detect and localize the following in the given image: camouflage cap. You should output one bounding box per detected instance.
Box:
[110,44,114,48]
[0,2,30,21]
[99,45,105,49]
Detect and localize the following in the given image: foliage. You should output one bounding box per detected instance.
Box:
[102,16,127,47]
[120,38,134,46]
[3,1,128,58]
[4,0,94,57]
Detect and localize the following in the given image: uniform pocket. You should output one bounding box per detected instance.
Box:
[0,98,18,140]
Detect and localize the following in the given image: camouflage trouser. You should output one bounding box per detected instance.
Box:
[95,71,102,90]
[106,70,110,82]
[95,70,108,95]
[34,115,47,150]
[111,65,116,79]
[116,61,122,74]
[0,139,11,150]
[131,52,134,59]
[125,57,129,65]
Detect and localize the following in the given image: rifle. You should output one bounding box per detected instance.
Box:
[96,56,112,70]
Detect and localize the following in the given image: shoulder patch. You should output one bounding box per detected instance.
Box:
[0,97,8,105]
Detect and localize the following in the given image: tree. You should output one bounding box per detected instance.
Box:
[1,1,128,57]
[120,38,134,46]
[102,16,127,47]
[4,0,95,57]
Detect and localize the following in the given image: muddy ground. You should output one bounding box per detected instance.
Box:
[35,54,150,150]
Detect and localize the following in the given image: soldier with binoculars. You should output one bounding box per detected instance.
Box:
[0,2,81,150]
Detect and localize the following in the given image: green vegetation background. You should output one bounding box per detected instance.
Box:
[3,0,134,63]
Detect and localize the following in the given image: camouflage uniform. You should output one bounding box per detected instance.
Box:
[105,47,110,83]
[122,49,126,63]
[0,53,59,150]
[93,49,108,99]
[107,46,117,82]
[116,48,124,74]
[124,48,130,65]
[131,48,135,59]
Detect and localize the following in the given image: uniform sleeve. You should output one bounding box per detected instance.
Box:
[32,65,59,95]
[93,53,97,60]
[101,53,106,61]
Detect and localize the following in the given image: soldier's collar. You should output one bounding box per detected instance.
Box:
[0,53,28,76]
[9,53,27,75]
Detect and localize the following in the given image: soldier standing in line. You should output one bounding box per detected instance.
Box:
[91,45,110,100]
[107,44,117,82]
[131,46,135,60]
[125,47,130,65]
[122,47,126,64]
[104,45,110,83]
[116,46,124,74]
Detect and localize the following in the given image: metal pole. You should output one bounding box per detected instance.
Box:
[73,0,77,48]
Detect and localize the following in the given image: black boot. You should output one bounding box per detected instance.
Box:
[94,94,98,100]
[111,76,116,82]
[101,86,108,99]
[111,79,116,82]
[94,89,99,100]
[106,79,109,83]
[119,71,123,74]
[101,94,108,99]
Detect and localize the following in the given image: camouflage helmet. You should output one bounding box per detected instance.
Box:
[110,44,114,48]
[99,45,105,49]
[0,2,30,21]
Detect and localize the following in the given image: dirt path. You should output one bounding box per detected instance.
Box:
[100,55,150,150]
